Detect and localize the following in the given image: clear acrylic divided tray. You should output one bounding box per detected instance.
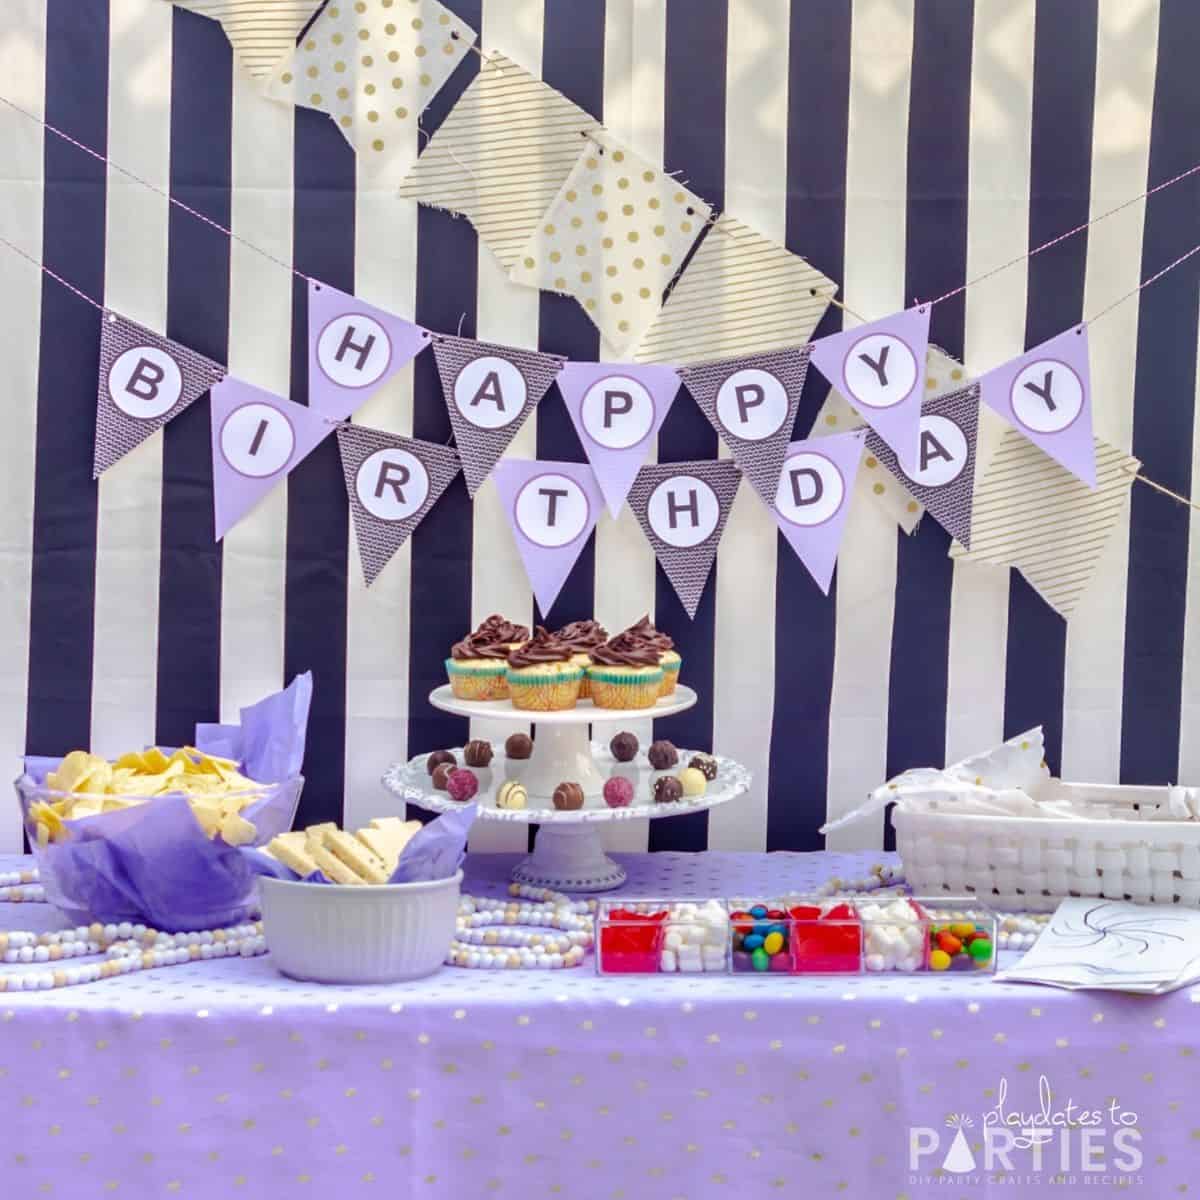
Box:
[594,895,997,975]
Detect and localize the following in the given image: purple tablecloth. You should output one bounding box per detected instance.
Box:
[0,850,1191,1198]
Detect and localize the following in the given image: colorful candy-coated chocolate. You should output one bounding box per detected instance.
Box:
[732,951,753,972]
[769,952,791,972]
[968,937,992,962]
[935,932,963,956]
[929,948,951,971]
[763,931,784,956]
[751,947,769,971]
[749,905,767,919]
[743,933,764,951]
[766,909,786,921]
[950,922,975,940]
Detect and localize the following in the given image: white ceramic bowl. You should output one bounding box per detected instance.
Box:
[258,870,462,984]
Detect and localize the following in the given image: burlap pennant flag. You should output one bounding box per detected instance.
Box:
[865,383,980,548]
[210,377,332,539]
[627,459,742,619]
[492,459,604,616]
[772,430,867,594]
[977,324,1096,487]
[308,280,429,421]
[431,335,563,497]
[808,304,931,474]
[95,310,226,478]
[555,360,681,518]
[337,424,461,585]
[679,346,812,505]
[265,0,475,186]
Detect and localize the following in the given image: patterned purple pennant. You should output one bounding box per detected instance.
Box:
[808,304,931,474]
[492,459,604,616]
[678,346,811,505]
[431,335,564,498]
[337,424,461,585]
[307,280,430,421]
[772,430,867,594]
[977,324,1096,487]
[94,310,226,477]
[865,383,980,548]
[556,360,681,518]
[626,460,742,619]
[210,377,333,540]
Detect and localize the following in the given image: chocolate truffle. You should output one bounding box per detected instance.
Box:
[431,761,454,790]
[446,768,479,803]
[496,781,527,810]
[647,739,679,770]
[653,775,683,805]
[426,749,456,775]
[464,739,494,767]
[609,731,639,763]
[677,767,707,797]
[603,776,634,809]
[504,732,533,760]
[688,753,718,781]
[552,781,585,811]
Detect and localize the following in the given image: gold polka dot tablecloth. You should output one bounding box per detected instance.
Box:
[0,850,1191,1199]
[265,0,474,187]
[508,130,712,354]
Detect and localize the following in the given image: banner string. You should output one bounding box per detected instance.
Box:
[0,232,105,313]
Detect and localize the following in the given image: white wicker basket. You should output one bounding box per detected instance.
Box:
[895,783,1200,911]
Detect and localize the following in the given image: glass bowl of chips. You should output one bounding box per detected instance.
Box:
[15,746,304,932]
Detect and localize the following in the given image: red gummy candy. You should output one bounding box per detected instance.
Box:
[788,905,821,921]
[766,909,787,920]
[793,903,861,973]
[600,909,667,972]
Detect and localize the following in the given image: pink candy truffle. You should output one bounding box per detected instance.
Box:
[446,768,479,803]
[603,776,634,809]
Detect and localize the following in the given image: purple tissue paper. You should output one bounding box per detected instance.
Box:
[389,804,476,883]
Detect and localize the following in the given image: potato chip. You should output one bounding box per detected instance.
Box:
[140,747,171,773]
[114,751,149,773]
[49,750,98,794]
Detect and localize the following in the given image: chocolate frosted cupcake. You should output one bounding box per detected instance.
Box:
[445,614,529,701]
[554,619,608,700]
[626,615,681,697]
[587,631,664,710]
[506,627,584,712]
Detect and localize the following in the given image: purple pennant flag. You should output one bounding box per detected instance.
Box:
[626,460,742,619]
[94,310,226,477]
[210,377,333,540]
[772,430,866,594]
[336,424,461,585]
[977,324,1096,487]
[865,383,980,548]
[556,360,681,518]
[492,459,604,616]
[678,346,811,505]
[307,280,430,421]
[432,335,564,497]
[808,304,931,474]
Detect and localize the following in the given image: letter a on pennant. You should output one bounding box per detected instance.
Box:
[555,360,681,517]
[807,305,931,474]
[432,335,564,497]
[336,424,462,585]
[976,325,1096,487]
[210,377,333,539]
[492,459,604,618]
[772,430,867,593]
[626,459,742,618]
[307,280,430,421]
[94,310,226,477]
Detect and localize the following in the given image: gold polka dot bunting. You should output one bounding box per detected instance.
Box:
[266,0,474,185]
[509,130,711,352]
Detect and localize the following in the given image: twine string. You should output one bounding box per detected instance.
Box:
[1122,463,1200,513]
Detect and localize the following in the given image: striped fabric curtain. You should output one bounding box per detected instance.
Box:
[0,0,1196,857]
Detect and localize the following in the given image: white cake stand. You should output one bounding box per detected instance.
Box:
[381,686,752,892]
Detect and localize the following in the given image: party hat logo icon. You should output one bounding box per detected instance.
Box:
[941,1114,977,1174]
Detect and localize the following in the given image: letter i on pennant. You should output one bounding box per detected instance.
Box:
[307,280,431,422]
[976,325,1096,487]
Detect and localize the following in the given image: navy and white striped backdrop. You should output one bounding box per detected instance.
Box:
[1,0,1197,856]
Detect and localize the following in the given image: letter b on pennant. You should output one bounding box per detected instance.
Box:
[109,346,183,420]
[355,448,430,521]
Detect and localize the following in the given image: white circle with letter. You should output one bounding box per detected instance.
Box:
[580,375,655,449]
[355,448,429,522]
[774,451,845,527]
[454,356,526,430]
[317,313,392,389]
[1010,358,1082,434]
[714,367,788,441]
[514,473,590,549]
[900,414,968,488]
[842,332,918,410]
[219,402,295,478]
[646,475,720,548]
[109,346,183,420]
